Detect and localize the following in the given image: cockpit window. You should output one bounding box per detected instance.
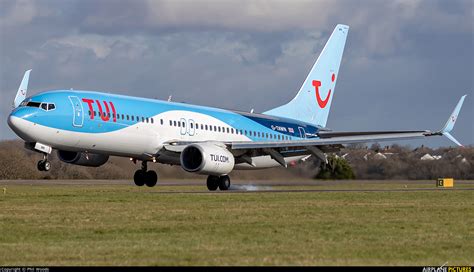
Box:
[21,100,56,111]
[26,101,41,108]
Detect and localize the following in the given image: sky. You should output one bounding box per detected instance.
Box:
[0,0,472,147]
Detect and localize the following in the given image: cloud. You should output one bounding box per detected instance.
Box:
[0,0,472,145]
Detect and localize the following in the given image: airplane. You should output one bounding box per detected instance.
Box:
[7,24,467,191]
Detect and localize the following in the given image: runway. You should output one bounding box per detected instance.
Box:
[1,179,473,194]
[147,187,474,194]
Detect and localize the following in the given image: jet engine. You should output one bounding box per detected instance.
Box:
[180,143,235,175]
[57,150,109,167]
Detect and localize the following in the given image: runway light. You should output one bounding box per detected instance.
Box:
[3,188,6,195]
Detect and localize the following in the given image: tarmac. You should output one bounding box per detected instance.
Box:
[1,179,473,193]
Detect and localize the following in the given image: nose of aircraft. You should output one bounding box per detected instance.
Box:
[7,111,34,141]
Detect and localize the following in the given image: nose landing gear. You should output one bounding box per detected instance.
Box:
[133,161,158,187]
[37,154,51,172]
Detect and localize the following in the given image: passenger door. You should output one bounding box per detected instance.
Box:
[68,96,84,127]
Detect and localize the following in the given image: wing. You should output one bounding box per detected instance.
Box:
[231,130,430,150]
[161,96,467,167]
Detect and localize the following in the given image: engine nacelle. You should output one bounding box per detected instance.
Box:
[180,143,235,175]
[57,150,109,167]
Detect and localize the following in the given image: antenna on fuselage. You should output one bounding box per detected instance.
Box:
[168,95,172,102]
[250,108,254,113]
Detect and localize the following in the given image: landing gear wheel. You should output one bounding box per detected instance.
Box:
[37,160,45,171]
[145,171,158,187]
[43,160,51,171]
[134,170,145,186]
[37,160,51,172]
[206,175,219,191]
[218,175,231,191]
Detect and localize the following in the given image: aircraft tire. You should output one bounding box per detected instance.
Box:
[37,161,45,171]
[206,176,219,191]
[218,175,231,191]
[43,160,51,171]
[145,171,158,187]
[133,170,145,186]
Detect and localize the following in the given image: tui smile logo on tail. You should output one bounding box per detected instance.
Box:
[312,73,336,108]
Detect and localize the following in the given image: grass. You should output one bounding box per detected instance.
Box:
[0,182,473,266]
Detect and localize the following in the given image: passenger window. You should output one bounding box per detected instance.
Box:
[127,115,130,121]
[231,128,234,134]
[226,128,230,133]
[160,119,163,125]
[214,126,217,131]
[174,121,177,126]
[190,123,193,129]
[201,124,204,130]
[108,112,111,117]
[169,120,172,126]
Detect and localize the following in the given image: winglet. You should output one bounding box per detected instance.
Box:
[439,95,467,146]
[13,69,32,108]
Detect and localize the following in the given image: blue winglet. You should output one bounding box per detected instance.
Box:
[440,95,467,146]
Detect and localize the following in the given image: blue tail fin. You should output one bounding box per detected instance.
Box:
[264,24,349,127]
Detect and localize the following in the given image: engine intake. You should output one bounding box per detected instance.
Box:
[57,150,109,167]
[180,143,235,175]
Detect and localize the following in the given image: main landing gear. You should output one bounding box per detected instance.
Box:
[207,175,231,191]
[37,154,51,172]
[134,161,158,187]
